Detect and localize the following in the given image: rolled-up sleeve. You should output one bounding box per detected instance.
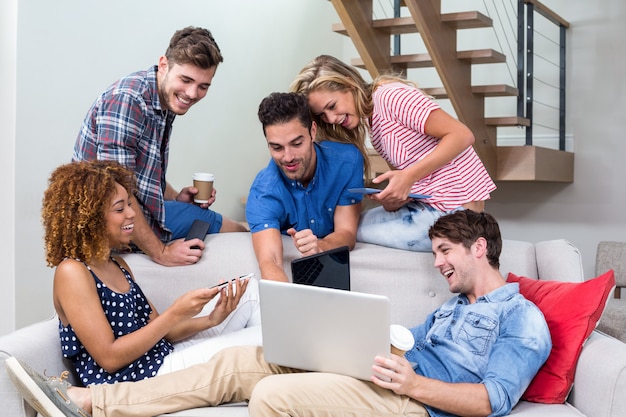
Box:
[482,304,552,416]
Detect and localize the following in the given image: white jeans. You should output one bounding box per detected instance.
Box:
[157,279,262,374]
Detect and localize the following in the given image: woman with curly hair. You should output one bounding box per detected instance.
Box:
[41,160,259,386]
[290,55,496,252]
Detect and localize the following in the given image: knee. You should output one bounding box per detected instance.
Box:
[248,376,288,415]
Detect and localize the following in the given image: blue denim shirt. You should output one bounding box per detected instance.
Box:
[246,141,363,237]
[405,283,551,417]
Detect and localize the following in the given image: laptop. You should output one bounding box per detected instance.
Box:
[290,246,350,290]
[259,279,391,380]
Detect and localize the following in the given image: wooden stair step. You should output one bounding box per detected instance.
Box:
[441,11,493,29]
[351,49,505,69]
[457,49,506,64]
[496,146,574,182]
[333,17,416,36]
[422,84,518,99]
[332,11,491,36]
[485,116,531,127]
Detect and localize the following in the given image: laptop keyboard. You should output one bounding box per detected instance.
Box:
[292,258,324,285]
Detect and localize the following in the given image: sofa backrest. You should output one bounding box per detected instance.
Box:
[123,233,584,329]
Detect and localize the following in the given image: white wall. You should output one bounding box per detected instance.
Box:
[9,0,343,330]
[3,0,626,332]
[0,0,17,335]
[487,0,626,277]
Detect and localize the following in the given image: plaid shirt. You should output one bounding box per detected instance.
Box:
[73,65,175,242]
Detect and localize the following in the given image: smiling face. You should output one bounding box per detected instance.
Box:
[307,89,360,130]
[431,236,477,295]
[265,118,317,187]
[157,56,216,115]
[105,182,135,248]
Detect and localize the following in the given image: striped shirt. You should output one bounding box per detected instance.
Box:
[73,66,174,242]
[370,82,496,211]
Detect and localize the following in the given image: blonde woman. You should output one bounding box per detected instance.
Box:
[291,55,496,251]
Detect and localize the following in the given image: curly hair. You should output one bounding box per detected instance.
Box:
[257,92,313,135]
[42,160,136,267]
[165,26,223,69]
[428,210,502,269]
[289,55,418,177]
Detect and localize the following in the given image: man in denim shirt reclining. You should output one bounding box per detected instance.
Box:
[6,210,551,417]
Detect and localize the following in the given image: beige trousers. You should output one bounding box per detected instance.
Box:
[91,345,429,417]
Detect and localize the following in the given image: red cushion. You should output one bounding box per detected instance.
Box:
[506,270,615,403]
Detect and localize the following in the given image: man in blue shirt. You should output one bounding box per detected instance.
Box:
[246,92,364,281]
[7,211,552,417]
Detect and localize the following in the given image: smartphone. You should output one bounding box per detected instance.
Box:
[209,273,255,289]
[185,219,211,249]
[348,188,431,200]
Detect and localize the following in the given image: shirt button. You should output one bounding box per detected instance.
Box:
[428,291,436,297]
[264,224,269,228]
[310,219,315,224]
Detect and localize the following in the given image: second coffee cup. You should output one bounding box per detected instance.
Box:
[390,324,415,357]
[193,172,215,204]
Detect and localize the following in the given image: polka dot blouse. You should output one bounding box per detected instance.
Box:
[59,258,173,385]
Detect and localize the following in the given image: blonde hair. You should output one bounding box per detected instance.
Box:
[290,55,416,175]
[42,160,136,267]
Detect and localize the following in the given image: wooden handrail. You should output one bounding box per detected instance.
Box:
[524,0,570,28]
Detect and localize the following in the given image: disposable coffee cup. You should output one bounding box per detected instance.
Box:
[193,173,215,204]
[390,324,415,357]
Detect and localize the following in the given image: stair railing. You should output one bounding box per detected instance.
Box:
[518,0,569,150]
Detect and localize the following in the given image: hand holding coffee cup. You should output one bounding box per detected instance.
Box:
[193,173,215,204]
[390,324,415,357]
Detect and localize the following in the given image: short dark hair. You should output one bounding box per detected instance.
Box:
[257,92,313,136]
[429,210,502,268]
[165,26,223,69]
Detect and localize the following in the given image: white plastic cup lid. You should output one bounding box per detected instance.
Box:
[193,172,215,181]
[390,324,415,351]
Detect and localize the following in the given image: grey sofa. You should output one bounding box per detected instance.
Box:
[595,241,626,343]
[1,232,625,417]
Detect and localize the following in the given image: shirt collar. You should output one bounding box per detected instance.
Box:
[476,282,519,303]
[147,65,167,116]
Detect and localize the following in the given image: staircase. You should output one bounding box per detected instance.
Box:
[329,0,574,182]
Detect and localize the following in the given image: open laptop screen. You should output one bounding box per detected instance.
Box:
[290,246,350,291]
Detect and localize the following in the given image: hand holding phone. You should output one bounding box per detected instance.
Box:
[185,219,211,249]
[348,188,431,200]
[210,273,255,289]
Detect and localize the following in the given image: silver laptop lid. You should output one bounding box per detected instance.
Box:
[259,279,390,380]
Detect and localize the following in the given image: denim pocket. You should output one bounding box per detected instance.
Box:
[456,312,497,355]
[424,309,453,342]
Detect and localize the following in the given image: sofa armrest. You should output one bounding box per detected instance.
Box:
[0,316,77,417]
[567,331,626,417]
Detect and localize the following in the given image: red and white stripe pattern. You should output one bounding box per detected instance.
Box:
[370,83,496,211]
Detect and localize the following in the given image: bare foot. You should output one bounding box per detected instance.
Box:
[68,386,93,414]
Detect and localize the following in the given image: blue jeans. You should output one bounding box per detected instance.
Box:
[164,201,223,240]
[356,202,461,252]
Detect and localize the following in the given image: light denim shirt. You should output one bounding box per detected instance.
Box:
[405,283,551,417]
